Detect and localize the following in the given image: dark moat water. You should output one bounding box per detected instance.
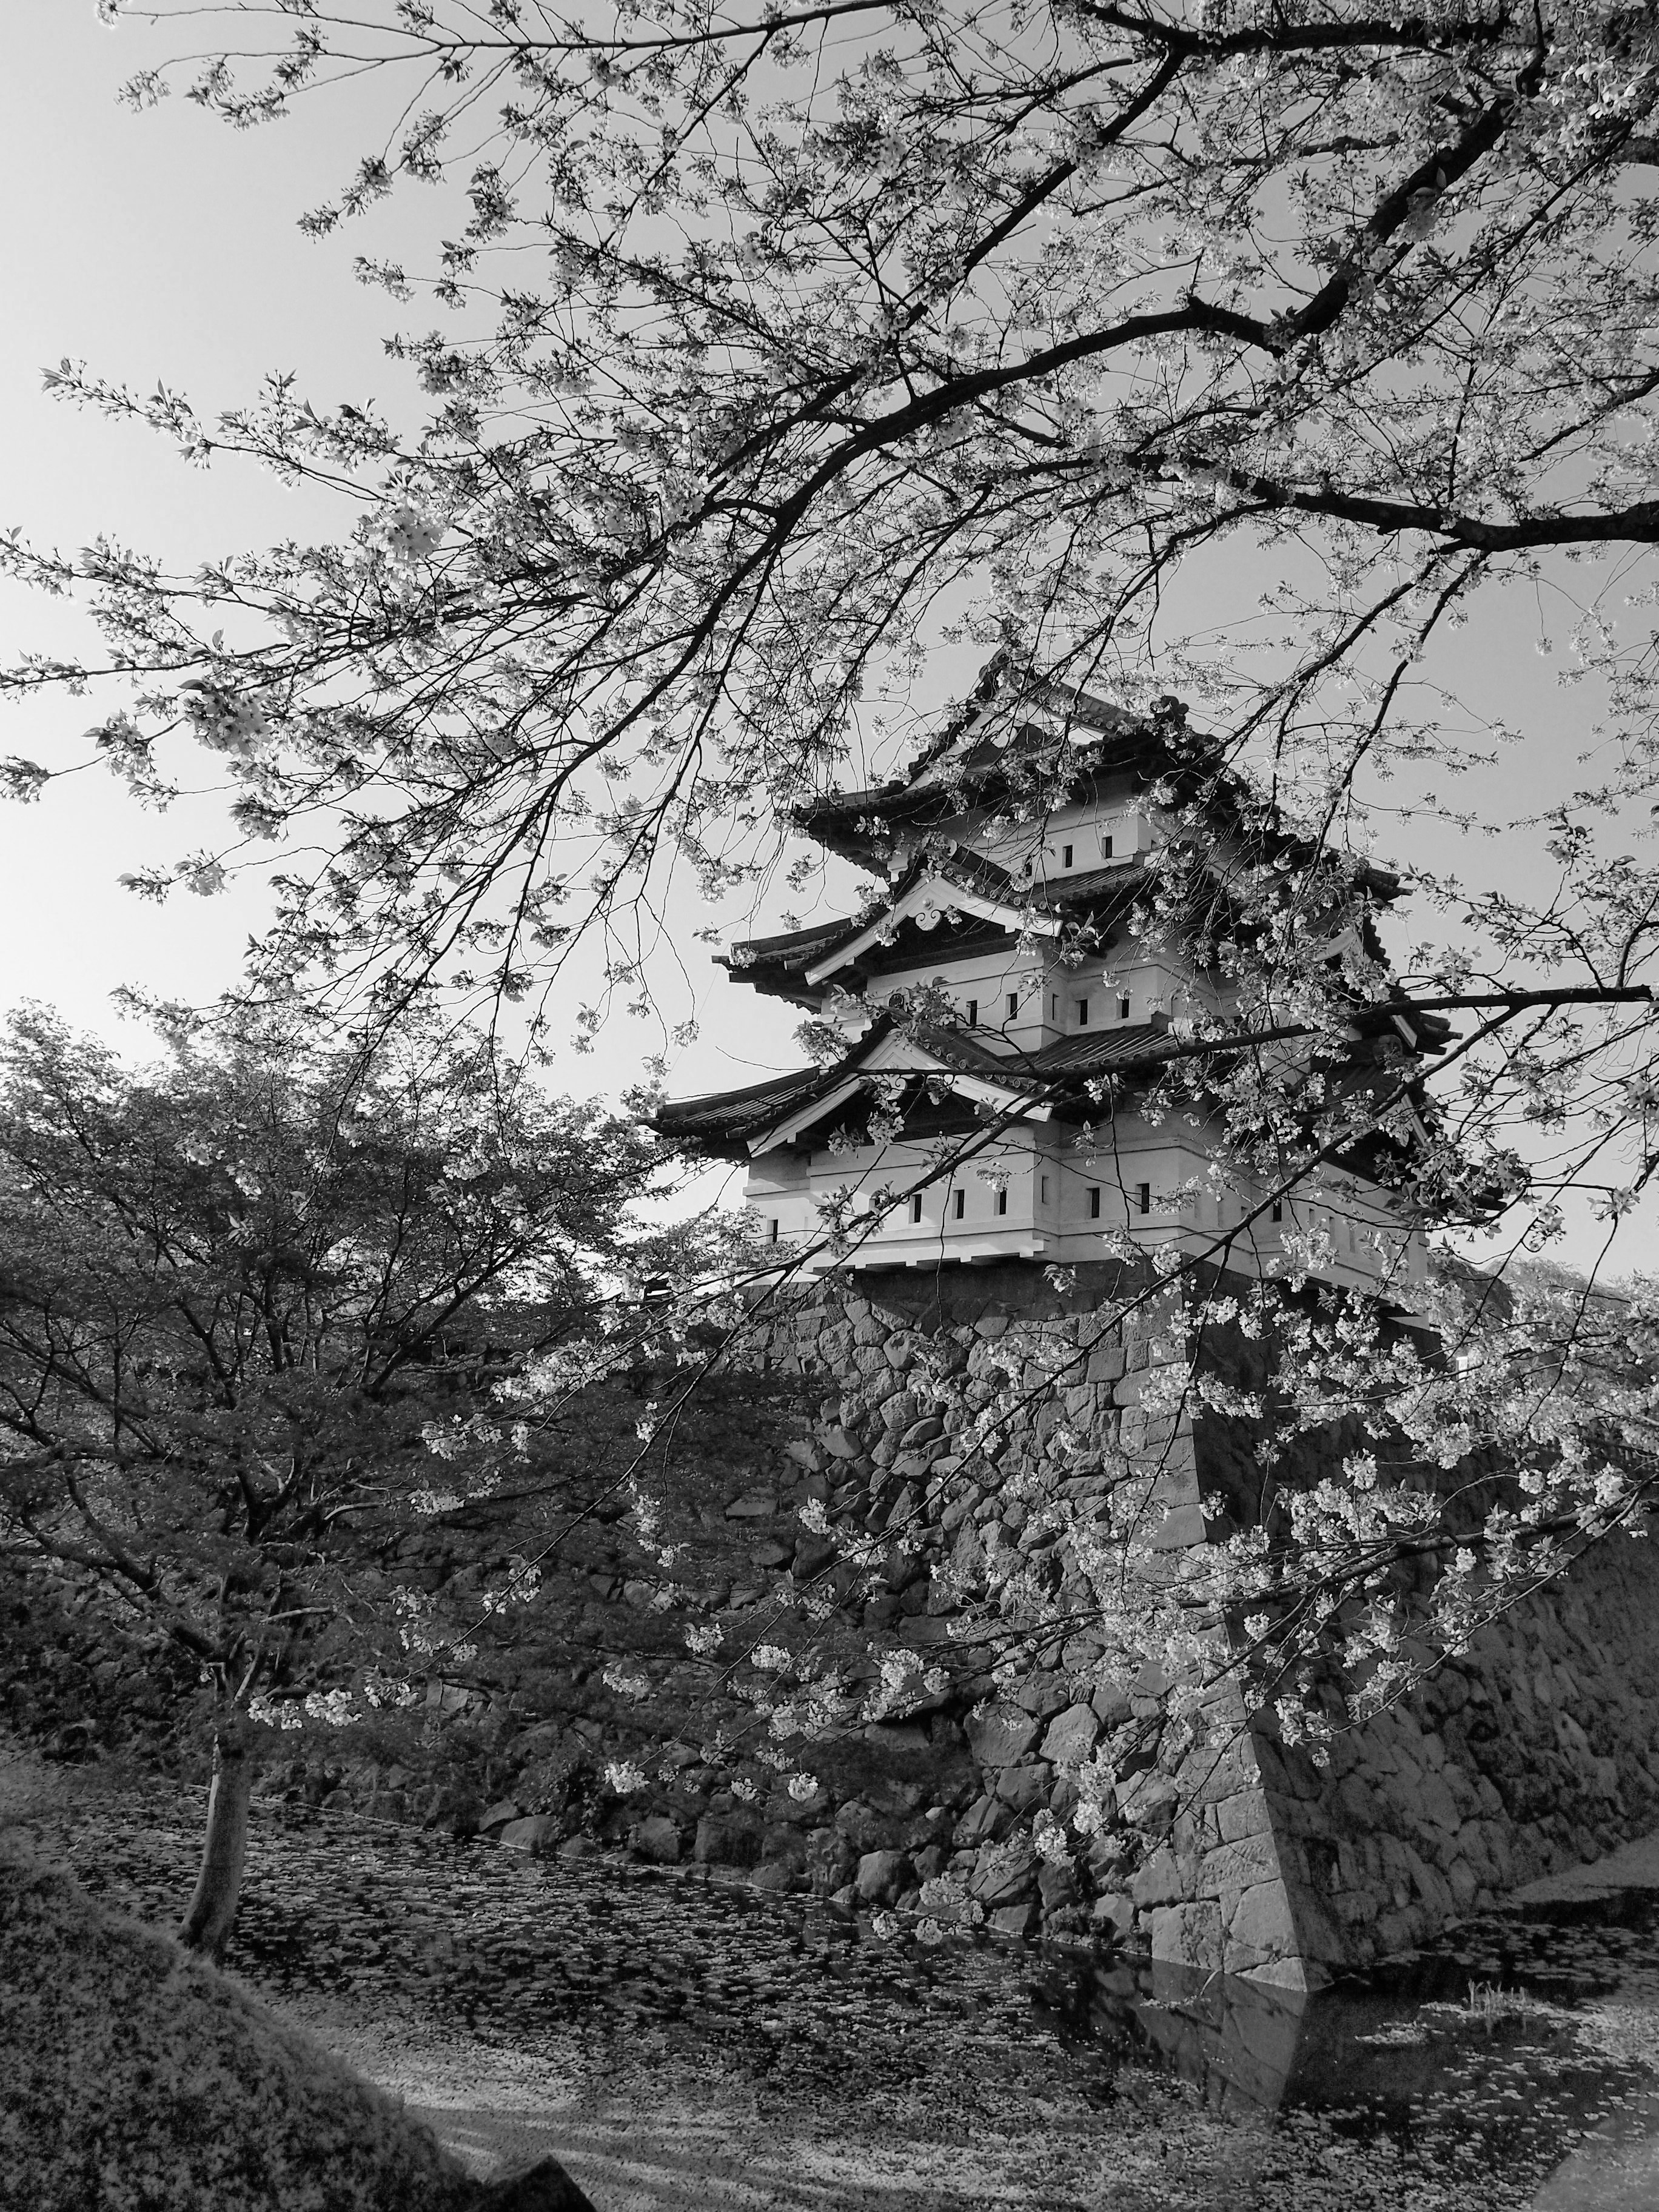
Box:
[1031,1899,1659,2174]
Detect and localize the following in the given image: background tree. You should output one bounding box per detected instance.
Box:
[0,1005,679,1954]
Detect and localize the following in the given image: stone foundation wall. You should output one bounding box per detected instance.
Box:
[746,1262,1659,1986]
[275,1261,1302,1969]
[55,1256,1653,1989]
[743,1261,1323,1979]
[1255,1526,1659,1974]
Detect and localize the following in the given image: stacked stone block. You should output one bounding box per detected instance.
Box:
[1260,1527,1659,1971]
[227,1259,1659,1986]
[726,1261,1333,1976]
[743,1262,1659,1979]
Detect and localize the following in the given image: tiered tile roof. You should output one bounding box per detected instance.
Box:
[654,663,1433,1162]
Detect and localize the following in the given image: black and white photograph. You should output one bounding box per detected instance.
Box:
[7,4,1659,2206]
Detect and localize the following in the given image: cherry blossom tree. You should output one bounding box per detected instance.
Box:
[0,1004,678,1953]
[6,5,1655,1059]
[4,1,1659,1787]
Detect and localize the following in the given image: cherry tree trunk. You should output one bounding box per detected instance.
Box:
[178,1717,257,1962]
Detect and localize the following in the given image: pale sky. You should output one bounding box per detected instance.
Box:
[1,4,1654,1275]
[0,3,812,1107]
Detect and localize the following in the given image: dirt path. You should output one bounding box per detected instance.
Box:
[280,1988,1206,2211]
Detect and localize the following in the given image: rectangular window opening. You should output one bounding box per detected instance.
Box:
[996,1188,1008,1217]
[1102,834,1114,859]
[965,997,978,1027]
[1007,991,1019,1021]
[1075,997,1090,1027]
[1270,1199,1284,1224]
[1136,1182,1151,1216]
[1088,1186,1101,1219]
[1040,1175,1050,1204]
[1062,842,1074,868]
[953,1189,965,1220]
[1049,993,1058,1021]
[909,1195,923,1225]
[1119,995,1131,1022]
[768,1218,780,1244]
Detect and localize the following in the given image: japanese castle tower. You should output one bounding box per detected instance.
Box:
[657,665,1436,1295]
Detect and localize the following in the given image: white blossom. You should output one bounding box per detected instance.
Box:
[380,504,443,565]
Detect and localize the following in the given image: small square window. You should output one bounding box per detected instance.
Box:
[1088,1186,1101,1219]
[910,1195,923,1225]
[1040,1175,1050,1204]
[1062,842,1073,868]
[1007,991,1019,1021]
[1119,995,1131,1022]
[996,1188,1008,1216]
[965,997,978,1027]
[1075,997,1090,1027]
[1102,834,1114,859]
[1136,1182,1151,1216]
[953,1189,965,1220]
[768,1218,780,1244]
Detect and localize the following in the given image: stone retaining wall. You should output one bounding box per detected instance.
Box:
[738,1261,1320,1978]
[1256,1525,1659,1974]
[735,1261,1659,1985]
[35,1255,1657,1989]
